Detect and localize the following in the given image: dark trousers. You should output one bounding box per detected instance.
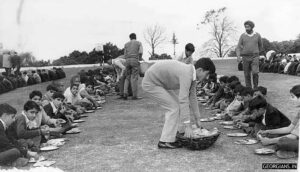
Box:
[0,148,21,165]
[276,137,299,152]
[124,58,139,98]
[242,56,259,88]
[118,74,132,96]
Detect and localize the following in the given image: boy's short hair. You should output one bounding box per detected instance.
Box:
[129,33,136,40]
[240,87,254,97]
[219,76,229,83]
[229,81,241,90]
[85,80,94,87]
[24,100,40,111]
[70,83,79,89]
[46,84,59,92]
[52,92,65,100]
[248,96,267,111]
[227,76,239,83]
[70,75,80,85]
[0,103,17,117]
[254,86,267,96]
[234,84,245,94]
[29,90,43,99]
[185,43,195,53]
[208,73,217,82]
[290,85,300,98]
[194,58,216,74]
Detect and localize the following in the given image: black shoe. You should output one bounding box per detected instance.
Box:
[123,94,128,100]
[157,141,182,149]
[132,97,142,100]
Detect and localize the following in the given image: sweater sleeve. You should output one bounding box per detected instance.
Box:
[236,34,244,56]
[178,72,193,118]
[41,108,56,126]
[15,115,41,139]
[257,33,263,53]
[0,128,15,151]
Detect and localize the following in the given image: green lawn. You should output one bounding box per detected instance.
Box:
[0,59,298,172]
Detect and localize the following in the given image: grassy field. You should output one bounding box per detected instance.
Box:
[0,59,298,172]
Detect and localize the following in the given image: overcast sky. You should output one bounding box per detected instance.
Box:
[0,0,299,61]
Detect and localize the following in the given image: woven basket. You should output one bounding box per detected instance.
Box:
[176,132,220,150]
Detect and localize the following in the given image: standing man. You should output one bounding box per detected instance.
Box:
[142,58,216,149]
[123,33,143,100]
[236,20,263,89]
[175,43,195,64]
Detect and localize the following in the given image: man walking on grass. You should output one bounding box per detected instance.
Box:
[236,20,263,89]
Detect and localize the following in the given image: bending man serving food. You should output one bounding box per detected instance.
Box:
[142,58,216,149]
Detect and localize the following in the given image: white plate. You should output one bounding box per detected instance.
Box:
[223,126,238,130]
[33,161,56,167]
[57,119,66,124]
[255,148,275,155]
[234,139,258,145]
[227,133,248,137]
[40,146,59,151]
[85,110,95,113]
[73,119,85,123]
[200,118,215,122]
[96,106,102,109]
[66,128,81,134]
[219,121,234,125]
[80,115,89,118]
[47,140,65,147]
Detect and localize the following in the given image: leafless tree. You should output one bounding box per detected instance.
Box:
[171,33,179,56]
[199,7,237,58]
[144,24,167,56]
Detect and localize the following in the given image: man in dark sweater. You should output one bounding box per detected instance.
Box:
[236,20,263,89]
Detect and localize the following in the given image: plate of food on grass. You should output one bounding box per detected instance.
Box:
[73,119,85,123]
[66,128,81,134]
[80,114,89,118]
[219,121,234,125]
[200,117,215,122]
[234,139,258,145]
[226,133,248,137]
[223,125,238,130]
[85,110,95,113]
[254,148,275,155]
[47,139,66,147]
[33,160,56,167]
[40,145,59,152]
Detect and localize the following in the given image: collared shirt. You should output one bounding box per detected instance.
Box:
[175,52,193,64]
[192,65,196,81]
[21,111,38,129]
[0,119,7,130]
[50,102,58,114]
[262,109,267,125]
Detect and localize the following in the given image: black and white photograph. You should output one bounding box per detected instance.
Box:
[0,0,299,171]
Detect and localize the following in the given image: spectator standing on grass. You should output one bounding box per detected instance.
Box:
[236,20,263,89]
[175,43,195,65]
[123,33,143,100]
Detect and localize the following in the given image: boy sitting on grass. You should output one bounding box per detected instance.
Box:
[43,92,70,121]
[233,86,267,122]
[7,101,50,152]
[206,75,229,107]
[30,91,73,137]
[0,104,38,167]
[42,84,59,106]
[257,85,299,158]
[237,96,291,137]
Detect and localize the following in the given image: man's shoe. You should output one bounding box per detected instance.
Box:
[157,141,182,149]
[123,94,128,100]
[132,97,142,100]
